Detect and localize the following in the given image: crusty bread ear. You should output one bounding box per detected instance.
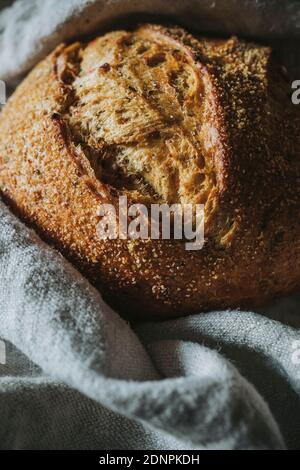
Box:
[0,24,300,320]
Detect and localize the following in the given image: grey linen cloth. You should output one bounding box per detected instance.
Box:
[0,0,300,450]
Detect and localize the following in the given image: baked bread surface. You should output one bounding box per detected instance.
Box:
[0,24,300,319]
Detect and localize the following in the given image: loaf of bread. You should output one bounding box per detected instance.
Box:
[0,24,300,319]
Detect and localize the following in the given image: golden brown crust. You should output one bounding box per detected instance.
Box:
[1,24,300,319]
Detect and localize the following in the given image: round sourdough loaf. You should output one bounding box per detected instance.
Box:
[0,24,300,319]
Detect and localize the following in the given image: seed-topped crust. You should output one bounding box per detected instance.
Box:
[0,24,300,319]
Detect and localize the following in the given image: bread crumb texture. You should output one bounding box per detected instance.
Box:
[0,24,300,319]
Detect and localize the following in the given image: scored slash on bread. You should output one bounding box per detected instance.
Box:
[0,24,300,319]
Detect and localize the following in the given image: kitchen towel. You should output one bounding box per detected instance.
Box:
[0,0,300,450]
